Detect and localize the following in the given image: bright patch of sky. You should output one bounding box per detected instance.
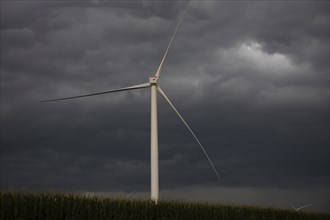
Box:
[219,41,297,77]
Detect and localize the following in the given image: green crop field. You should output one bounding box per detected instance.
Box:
[1,191,329,220]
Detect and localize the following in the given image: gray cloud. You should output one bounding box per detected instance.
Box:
[1,0,329,213]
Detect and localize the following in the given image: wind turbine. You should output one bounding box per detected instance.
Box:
[291,203,313,211]
[41,1,221,203]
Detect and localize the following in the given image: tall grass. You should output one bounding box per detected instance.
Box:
[1,191,329,220]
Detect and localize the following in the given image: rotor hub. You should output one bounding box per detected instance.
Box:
[149,76,158,84]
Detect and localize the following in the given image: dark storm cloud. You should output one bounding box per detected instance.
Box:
[1,0,329,212]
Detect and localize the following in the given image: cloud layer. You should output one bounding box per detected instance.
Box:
[1,0,329,212]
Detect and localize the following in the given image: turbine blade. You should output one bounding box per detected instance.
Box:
[40,82,151,102]
[296,204,313,211]
[157,86,222,183]
[155,0,191,79]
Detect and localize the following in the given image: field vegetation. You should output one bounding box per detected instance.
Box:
[1,191,329,220]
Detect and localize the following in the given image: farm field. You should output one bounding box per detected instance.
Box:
[1,191,329,220]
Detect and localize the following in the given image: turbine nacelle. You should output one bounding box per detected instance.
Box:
[149,76,158,84]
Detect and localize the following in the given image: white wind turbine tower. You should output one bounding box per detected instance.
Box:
[41,1,221,203]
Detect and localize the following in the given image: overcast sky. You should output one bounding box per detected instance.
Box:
[1,0,329,213]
